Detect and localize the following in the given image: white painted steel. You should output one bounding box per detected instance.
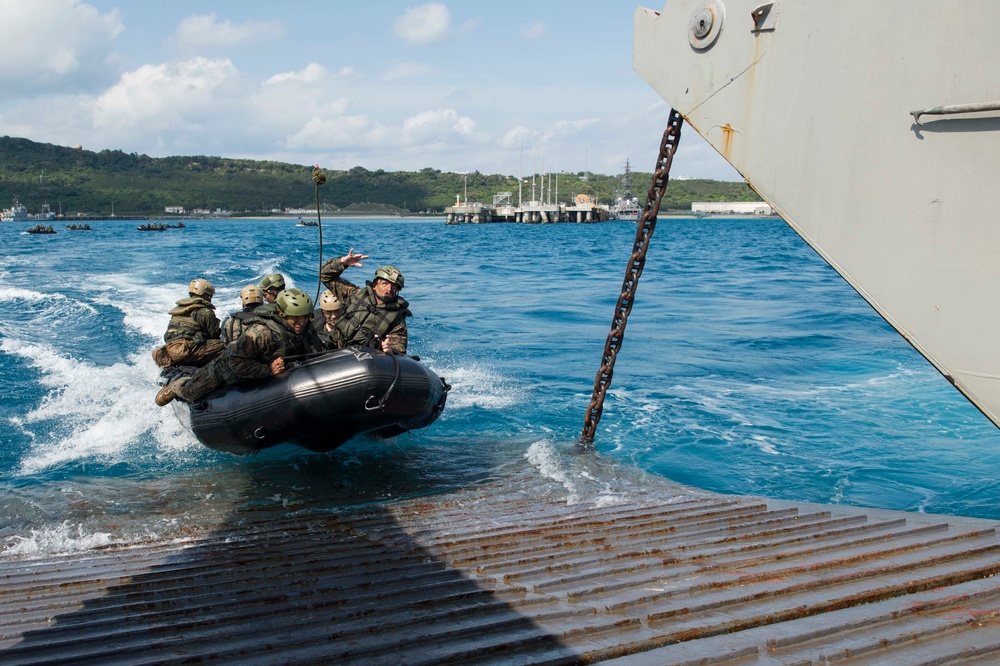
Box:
[634,1,1000,428]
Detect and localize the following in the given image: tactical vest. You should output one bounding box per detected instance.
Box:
[222,309,258,343]
[163,297,216,344]
[311,311,344,350]
[335,285,410,349]
[242,315,297,360]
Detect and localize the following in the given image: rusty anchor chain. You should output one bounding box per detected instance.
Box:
[580,109,683,444]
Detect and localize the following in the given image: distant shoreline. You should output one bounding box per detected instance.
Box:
[18,213,782,223]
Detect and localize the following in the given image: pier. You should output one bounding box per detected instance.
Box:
[3,464,999,664]
[446,192,612,224]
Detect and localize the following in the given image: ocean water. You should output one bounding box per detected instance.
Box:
[2,216,999,559]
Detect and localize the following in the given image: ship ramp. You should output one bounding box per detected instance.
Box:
[3,462,1000,664]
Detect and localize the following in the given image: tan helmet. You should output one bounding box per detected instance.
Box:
[240,284,263,306]
[374,265,404,289]
[188,278,215,298]
[319,290,343,312]
[259,273,286,292]
[275,288,314,317]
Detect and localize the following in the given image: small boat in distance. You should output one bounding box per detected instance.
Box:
[297,219,319,227]
[25,224,56,235]
[32,203,56,221]
[2,198,30,222]
[610,159,642,221]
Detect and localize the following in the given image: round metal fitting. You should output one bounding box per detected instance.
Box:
[688,0,725,50]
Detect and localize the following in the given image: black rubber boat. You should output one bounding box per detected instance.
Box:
[164,347,449,455]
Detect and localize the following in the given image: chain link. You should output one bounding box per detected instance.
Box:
[581,109,683,444]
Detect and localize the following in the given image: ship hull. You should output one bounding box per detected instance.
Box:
[634,0,1000,427]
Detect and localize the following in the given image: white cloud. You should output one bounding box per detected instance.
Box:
[520,21,546,40]
[265,63,328,86]
[383,61,434,82]
[394,3,451,45]
[171,13,285,54]
[88,58,251,135]
[540,118,600,142]
[401,108,480,145]
[285,114,392,151]
[0,0,123,94]
[502,125,533,148]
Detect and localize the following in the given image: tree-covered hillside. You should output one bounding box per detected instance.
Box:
[0,136,760,217]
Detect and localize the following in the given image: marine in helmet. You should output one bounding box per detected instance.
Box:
[259,273,286,304]
[151,278,226,368]
[319,249,411,354]
[221,284,264,344]
[155,288,324,406]
[311,289,346,350]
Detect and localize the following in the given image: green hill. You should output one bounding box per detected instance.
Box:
[0,135,760,217]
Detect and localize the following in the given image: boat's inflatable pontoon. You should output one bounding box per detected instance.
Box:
[166,347,449,455]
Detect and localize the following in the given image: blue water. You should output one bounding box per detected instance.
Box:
[3,216,999,558]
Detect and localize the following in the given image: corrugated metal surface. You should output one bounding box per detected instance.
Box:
[3,477,1000,665]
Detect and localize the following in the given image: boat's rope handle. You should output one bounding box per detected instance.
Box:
[366,347,402,412]
[911,101,1000,125]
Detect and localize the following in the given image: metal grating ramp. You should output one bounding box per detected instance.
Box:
[2,477,1000,665]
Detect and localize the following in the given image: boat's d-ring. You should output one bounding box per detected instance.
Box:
[254,426,266,439]
[365,395,382,412]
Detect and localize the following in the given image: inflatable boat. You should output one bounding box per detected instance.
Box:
[164,347,449,455]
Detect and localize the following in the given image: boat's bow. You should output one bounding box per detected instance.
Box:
[635,0,1000,427]
[174,348,448,454]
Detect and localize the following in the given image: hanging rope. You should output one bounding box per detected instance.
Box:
[312,165,327,305]
[580,109,683,444]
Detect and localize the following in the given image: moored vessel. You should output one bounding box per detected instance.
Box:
[610,159,641,221]
[1,198,30,222]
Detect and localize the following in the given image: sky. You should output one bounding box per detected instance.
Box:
[0,0,741,180]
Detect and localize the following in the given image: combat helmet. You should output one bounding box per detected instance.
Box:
[260,273,286,292]
[374,265,404,289]
[188,278,215,298]
[319,290,343,312]
[240,284,263,306]
[275,288,313,317]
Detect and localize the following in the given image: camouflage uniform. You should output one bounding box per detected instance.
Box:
[221,305,258,344]
[320,258,411,354]
[174,307,324,402]
[152,296,225,368]
[311,307,345,350]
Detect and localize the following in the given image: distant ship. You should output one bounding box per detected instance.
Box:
[1,198,30,222]
[32,203,56,221]
[610,159,641,221]
[633,0,1000,428]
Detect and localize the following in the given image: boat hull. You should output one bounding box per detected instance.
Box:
[170,348,449,455]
